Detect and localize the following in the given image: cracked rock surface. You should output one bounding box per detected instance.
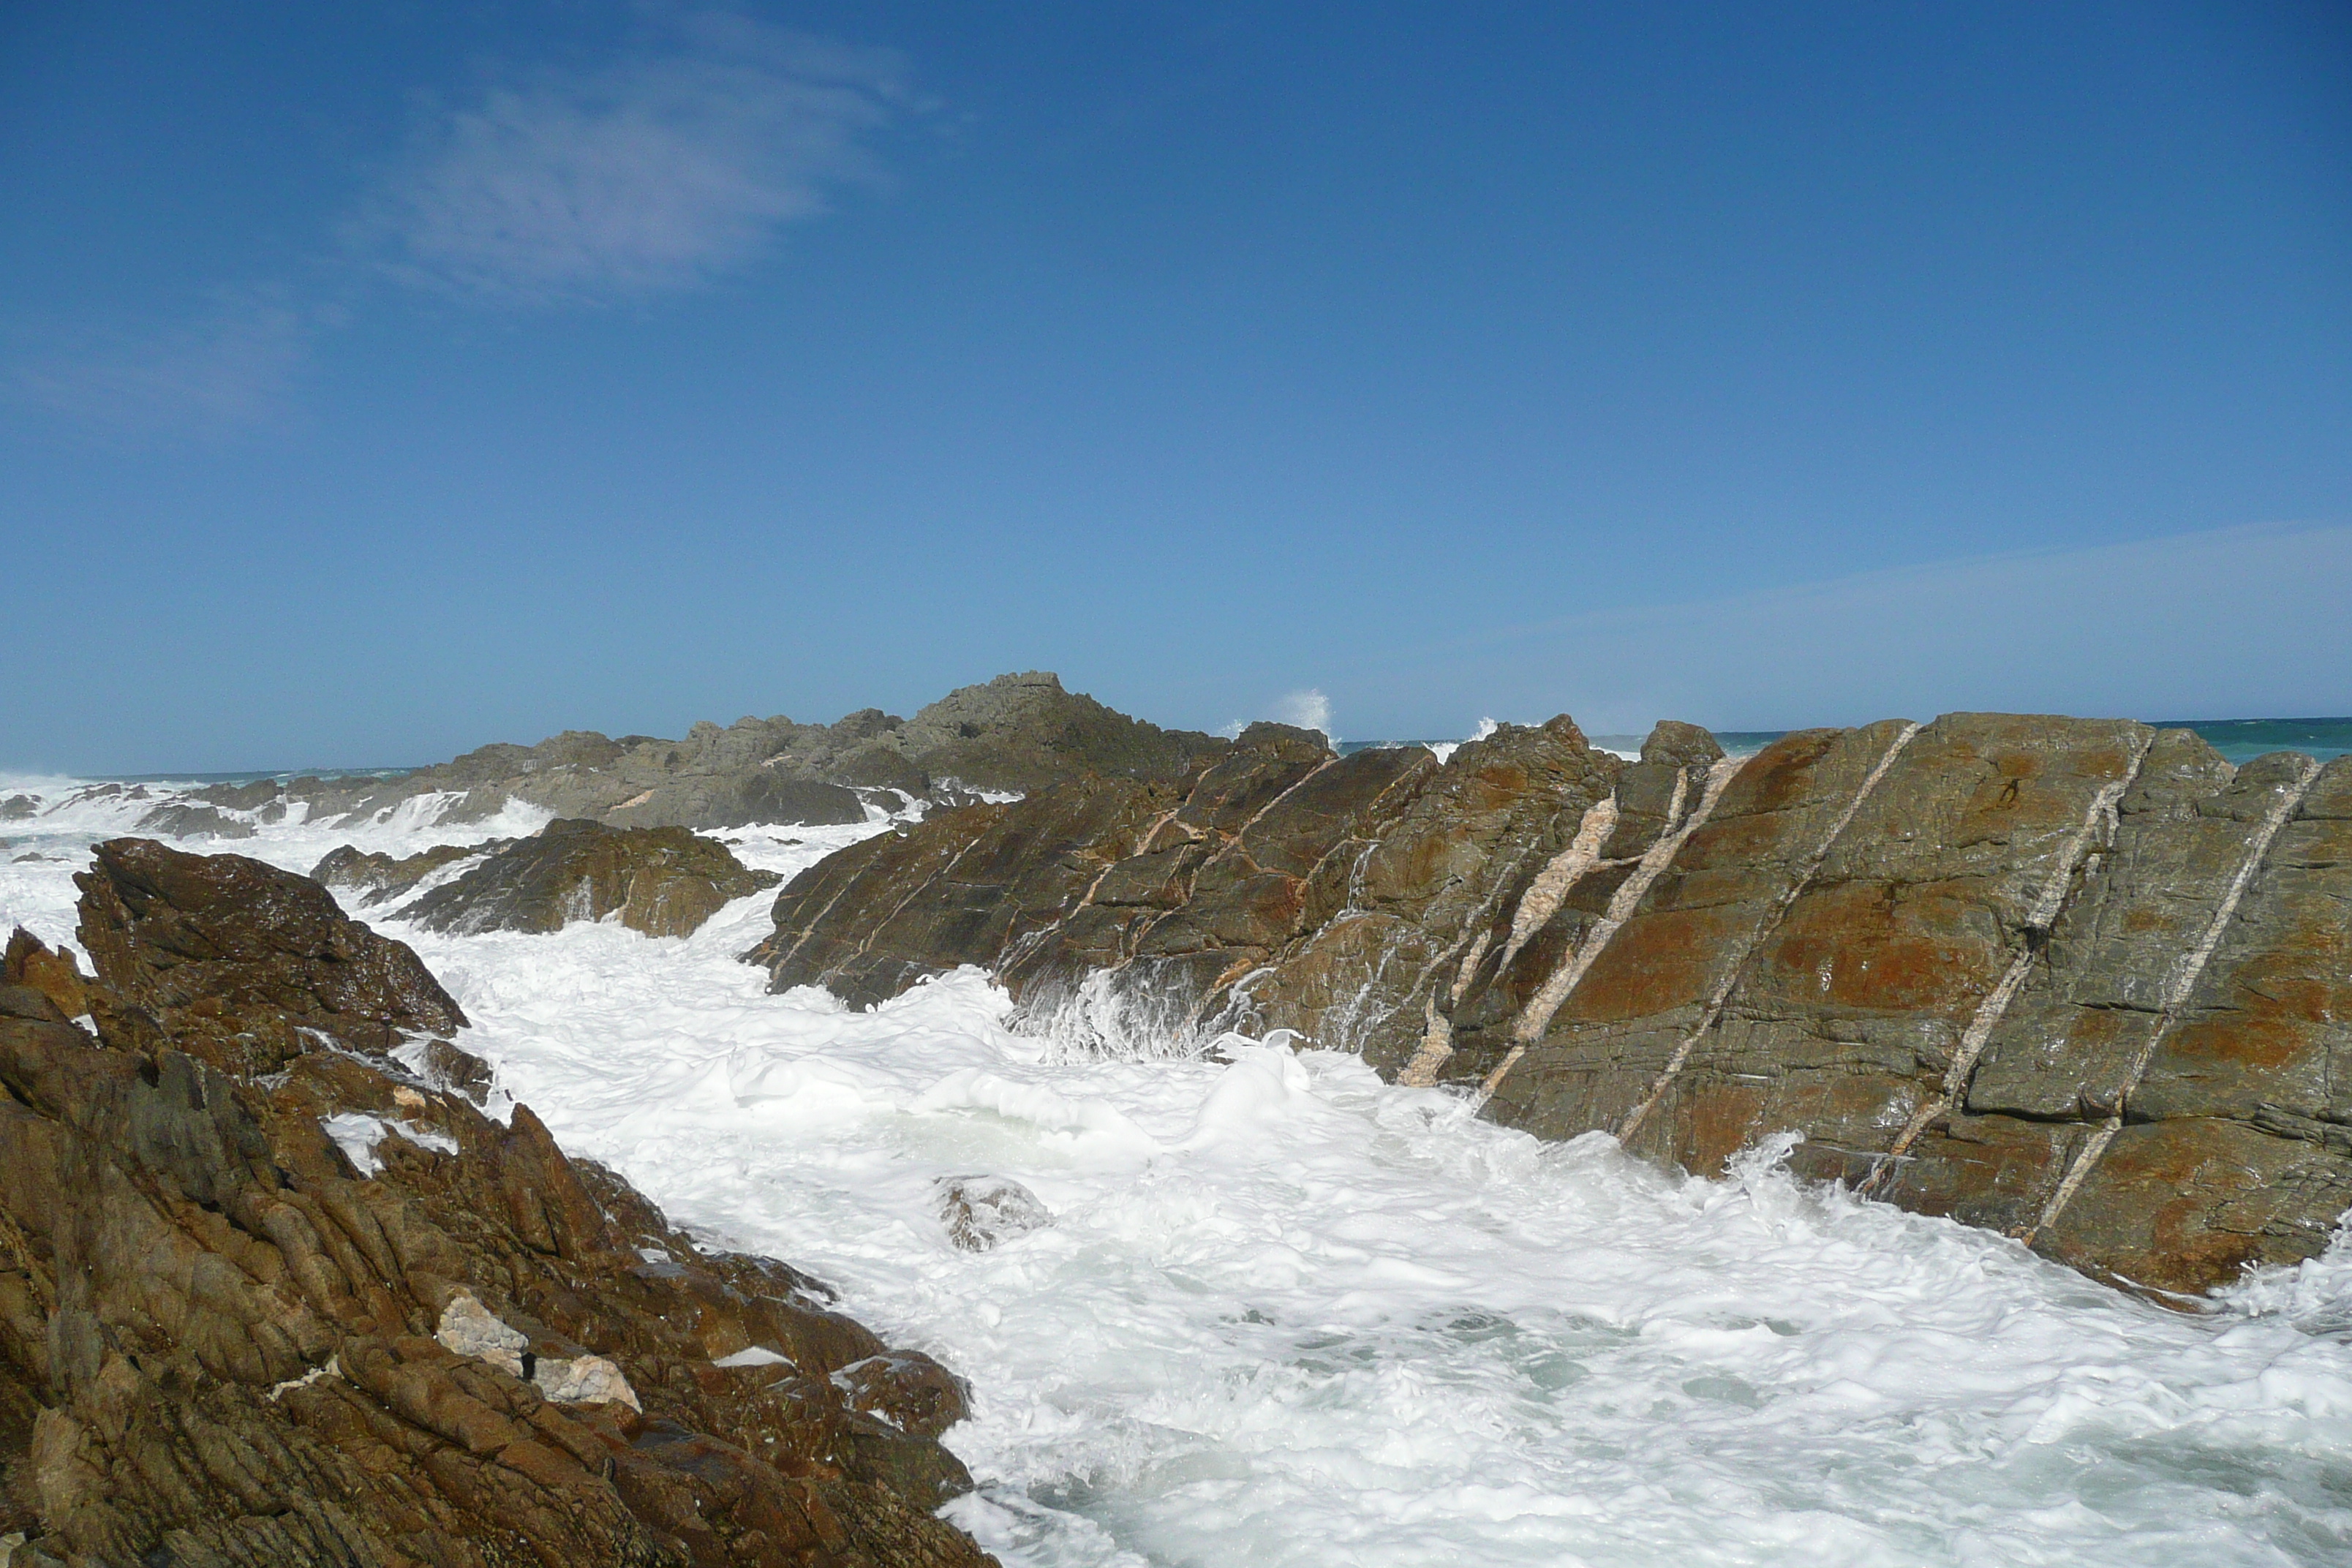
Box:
[748,712,2352,1303]
[0,839,992,1567]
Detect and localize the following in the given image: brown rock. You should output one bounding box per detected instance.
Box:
[0,845,992,1567]
[313,841,497,908]
[405,820,782,938]
[75,837,467,1070]
[748,701,2352,1303]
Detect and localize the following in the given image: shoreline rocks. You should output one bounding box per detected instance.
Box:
[0,843,993,1567]
[747,709,2352,1303]
[404,820,782,939]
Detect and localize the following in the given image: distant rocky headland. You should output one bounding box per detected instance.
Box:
[40,671,1232,842]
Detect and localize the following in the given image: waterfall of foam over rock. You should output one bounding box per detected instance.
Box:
[4,774,2351,1567]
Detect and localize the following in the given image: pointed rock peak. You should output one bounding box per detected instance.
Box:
[1639,720,1726,770]
[1232,721,1332,758]
[1540,714,1592,749]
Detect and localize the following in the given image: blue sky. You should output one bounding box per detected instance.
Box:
[4,1,2348,771]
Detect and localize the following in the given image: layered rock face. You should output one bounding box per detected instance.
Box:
[0,844,990,1567]
[401,821,781,939]
[151,673,1227,837]
[749,712,2352,1300]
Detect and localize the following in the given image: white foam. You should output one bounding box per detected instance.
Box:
[4,785,2351,1566]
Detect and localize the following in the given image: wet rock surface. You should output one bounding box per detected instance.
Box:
[313,842,499,908]
[0,844,992,1568]
[932,1177,1052,1253]
[753,711,2352,1302]
[405,820,782,939]
[75,837,469,1073]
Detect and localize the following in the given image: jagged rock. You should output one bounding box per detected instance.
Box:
[75,837,468,1072]
[194,778,284,812]
[932,1176,1052,1252]
[131,801,257,839]
[753,718,1626,1069]
[405,820,782,938]
[0,796,36,821]
[313,840,496,906]
[753,706,2352,1303]
[418,1037,497,1104]
[208,673,1227,835]
[2,930,88,1019]
[0,849,990,1567]
[748,774,1186,1011]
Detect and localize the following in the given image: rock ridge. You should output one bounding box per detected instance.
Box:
[115,673,1230,840]
[748,709,2352,1302]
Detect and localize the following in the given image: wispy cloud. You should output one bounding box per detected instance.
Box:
[7,12,909,438]
[7,288,319,438]
[363,15,907,305]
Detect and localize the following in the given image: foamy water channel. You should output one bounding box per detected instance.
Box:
[4,780,2351,1567]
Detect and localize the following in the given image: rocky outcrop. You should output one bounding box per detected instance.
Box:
[313,842,498,908]
[881,671,1228,794]
[405,821,782,939]
[0,845,990,1567]
[747,772,1183,1012]
[749,709,2352,1303]
[149,673,1230,838]
[131,802,257,840]
[75,837,470,1075]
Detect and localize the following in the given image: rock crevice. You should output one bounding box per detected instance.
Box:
[0,840,992,1567]
[747,709,2352,1300]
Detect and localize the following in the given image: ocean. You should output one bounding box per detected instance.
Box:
[3,750,2350,1566]
[1352,716,2352,766]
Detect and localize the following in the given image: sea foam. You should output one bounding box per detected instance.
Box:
[1,774,2348,1566]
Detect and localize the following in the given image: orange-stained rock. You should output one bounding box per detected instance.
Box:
[0,843,990,1568]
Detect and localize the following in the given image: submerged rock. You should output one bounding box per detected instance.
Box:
[0,848,991,1566]
[934,1175,1052,1252]
[751,708,2352,1304]
[405,819,782,938]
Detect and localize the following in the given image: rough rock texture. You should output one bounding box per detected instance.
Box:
[132,802,257,840]
[931,1178,1051,1254]
[0,847,992,1568]
[154,674,1230,838]
[405,821,782,939]
[313,843,499,909]
[752,710,2352,1303]
[747,777,1183,1013]
[882,671,1228,795]
[75,838,470,1075]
